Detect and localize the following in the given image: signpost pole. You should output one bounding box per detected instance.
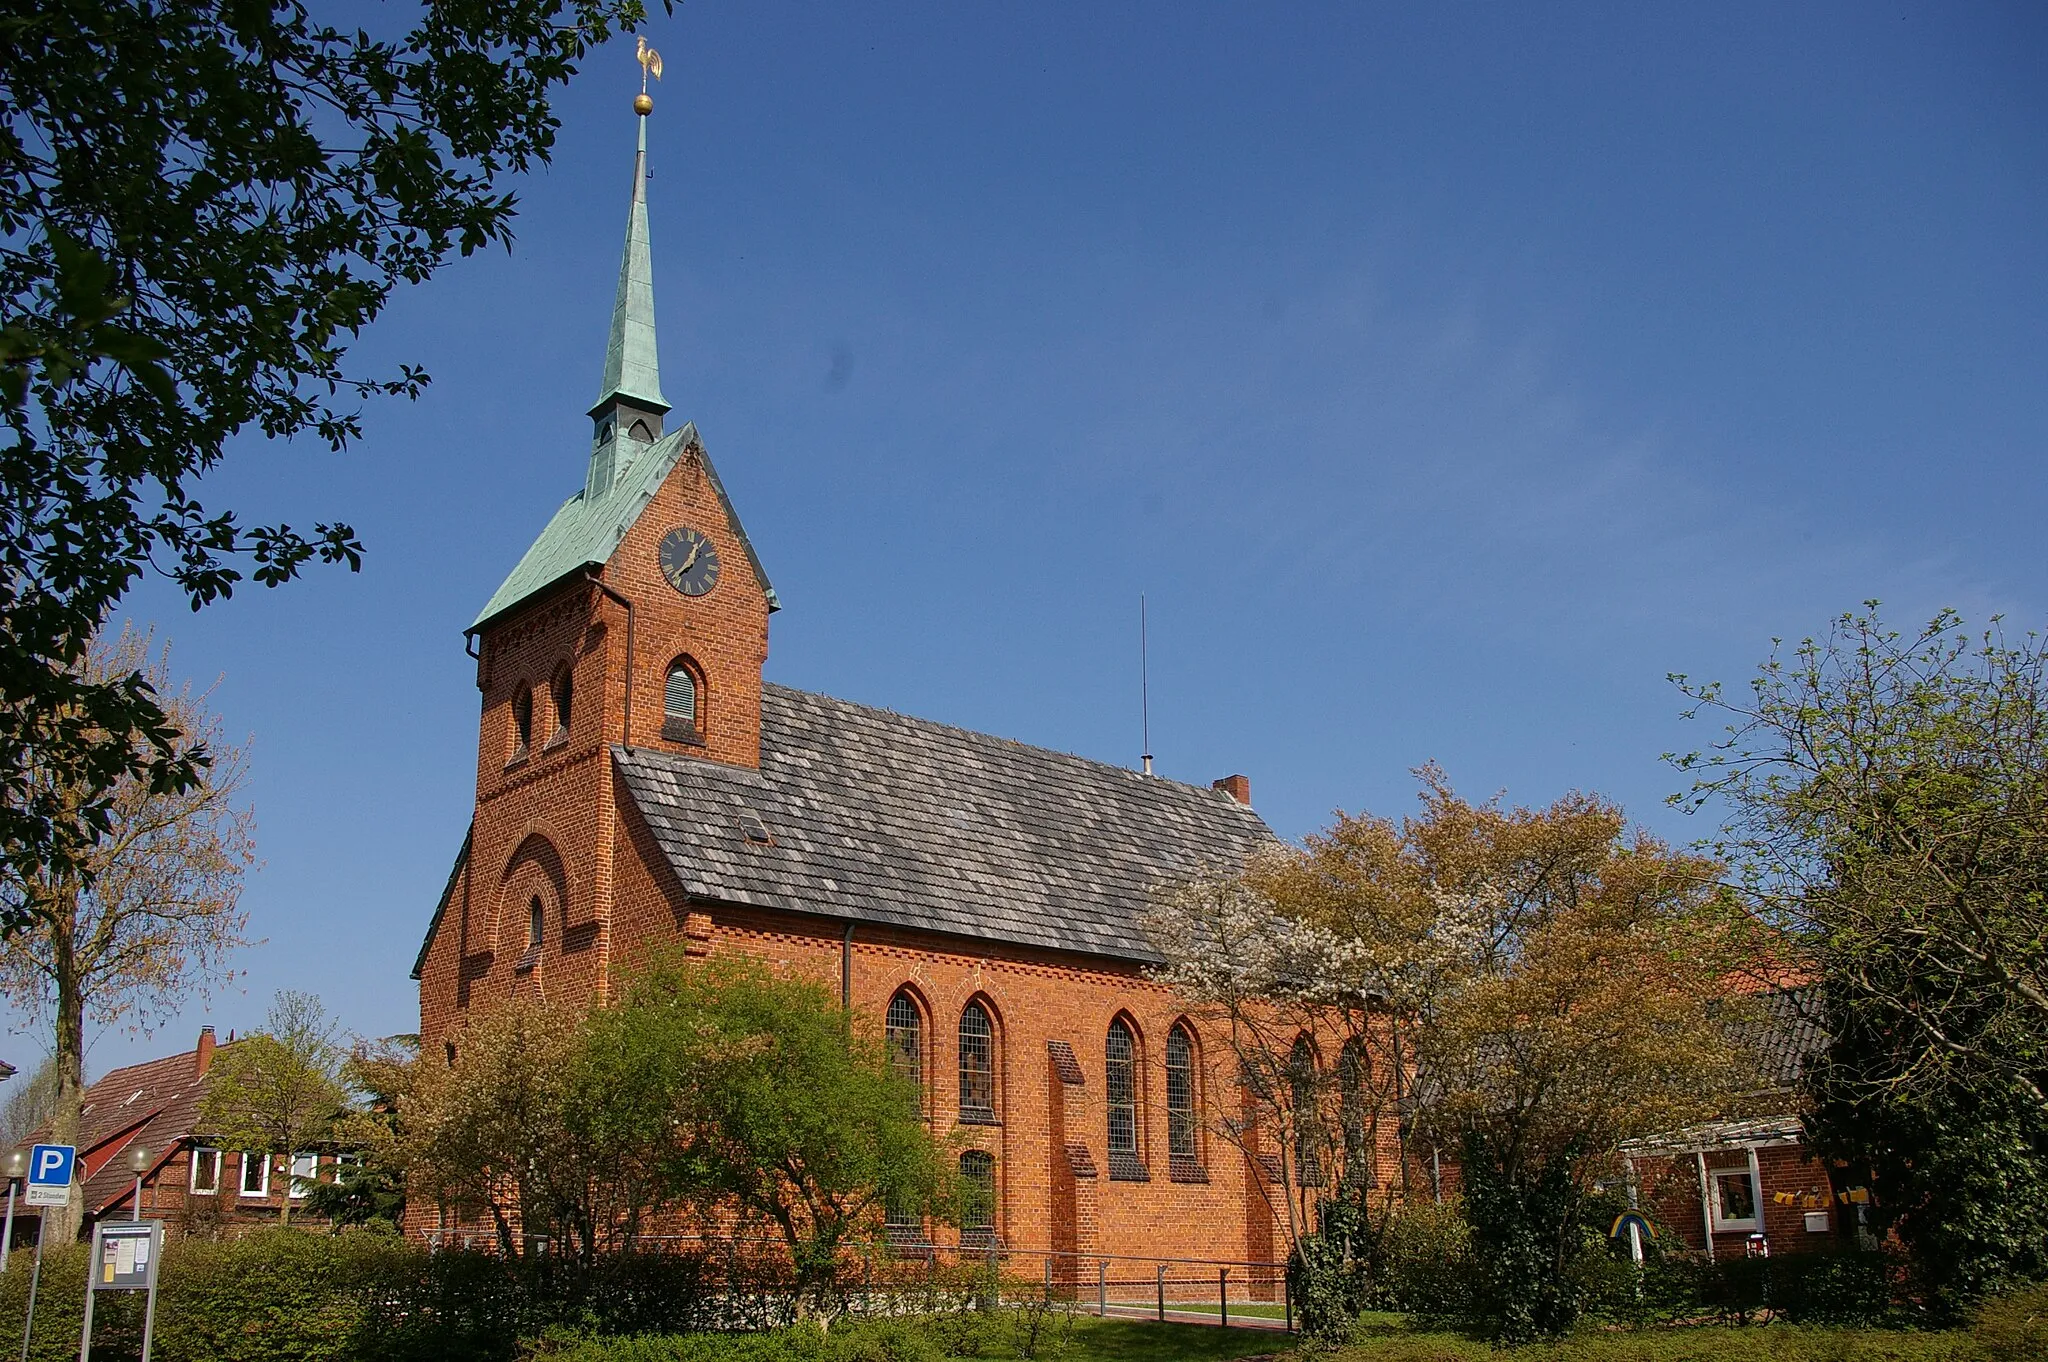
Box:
[76,1229,96,1362]
[18,1228,42,1362]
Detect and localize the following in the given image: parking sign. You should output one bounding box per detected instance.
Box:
[24,1144,73,1208]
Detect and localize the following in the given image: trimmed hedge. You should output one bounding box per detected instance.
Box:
[0,1230,730,1362]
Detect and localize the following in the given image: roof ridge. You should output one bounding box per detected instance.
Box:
[760,683,1248,806]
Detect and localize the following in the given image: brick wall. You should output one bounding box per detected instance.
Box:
[420,440,1349,1267]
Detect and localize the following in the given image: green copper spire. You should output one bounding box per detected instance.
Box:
[595,114,668,416]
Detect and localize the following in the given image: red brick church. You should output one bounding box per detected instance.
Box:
[412,101,1287,1269]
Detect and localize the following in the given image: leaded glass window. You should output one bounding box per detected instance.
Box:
[960,1150,996,1246]
[958,1002,995,1118]
[886,992,923,1089]
[1166,1025,1197,1159]
[1106,1019,1138,1156]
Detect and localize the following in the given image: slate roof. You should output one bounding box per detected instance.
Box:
[1738,986,1827,1093]
[470,424,778,632]
[614,684,1276,964]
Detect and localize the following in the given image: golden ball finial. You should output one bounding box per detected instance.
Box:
[634,92,653,116]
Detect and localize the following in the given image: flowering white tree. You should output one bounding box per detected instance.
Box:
[1147,764,1756,1283]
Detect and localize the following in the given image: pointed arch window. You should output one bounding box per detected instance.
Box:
[1339,1037,1373,1190]
[959,1149,996,1248]
[1166,1025,1198,1162]
[958,1002,995,1122]
[886,992,924,1091]
[1290,1037,1325,1188]
[1105,1018,1148,1180]
[664,658,704,744]
[528,896,545,947]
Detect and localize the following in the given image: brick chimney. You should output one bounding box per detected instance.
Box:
[1212,774,1251,806]
[194,1025,216,1077]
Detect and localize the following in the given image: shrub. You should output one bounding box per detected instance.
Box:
[1364,1200,1474,1321]
[1972,1279,2048,1362]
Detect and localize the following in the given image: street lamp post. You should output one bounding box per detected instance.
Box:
[124,1145,152,1221]
[0,1149,25,1270]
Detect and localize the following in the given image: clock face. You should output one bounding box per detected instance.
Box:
[658,527,721,597]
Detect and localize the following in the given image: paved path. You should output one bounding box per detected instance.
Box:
[1096,1303,1294,1331]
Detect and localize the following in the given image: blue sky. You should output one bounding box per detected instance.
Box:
[24,2,2046,1076]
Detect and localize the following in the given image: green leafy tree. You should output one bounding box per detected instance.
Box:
[1675,606,2048,1307]
[0,0,650,913]
[606,955,954,1320]
[198,990,349,1227]
[399,996,670,1261]
[303,1034,417,1231]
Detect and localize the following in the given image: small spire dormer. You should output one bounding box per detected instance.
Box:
[587,104,671,501]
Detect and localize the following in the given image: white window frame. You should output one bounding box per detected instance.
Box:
[288,1151,318,1198]
[189,1147,222,1196]
[1710,1168,1761,1233]
[239,1151,270,1198]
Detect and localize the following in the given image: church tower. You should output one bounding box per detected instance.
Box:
[420,89,779,1025]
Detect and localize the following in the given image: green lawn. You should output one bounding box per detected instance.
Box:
[1062,1314,1990,1362]
[1059,1316,1291,1362]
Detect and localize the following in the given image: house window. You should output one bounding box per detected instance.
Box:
[551,665,573,741]
[663,660,702,742]
[1106,1019,1137,1157]
[1712,1168,1761,1232]
[189,1147,222,1196]
[511,686,533,756]
[958,1002,995,1120]
[528,895,545,948]
[289,1151,318,1198]
[886,992,923,1090]
[959,1150,996,1247]
[1166,1025,1197,1159]
[240,1152,270,1197]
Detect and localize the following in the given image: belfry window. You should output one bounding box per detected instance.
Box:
[886,992,924,1091]
[551,665,573,742]
[1166,1025,1197,1160]
[511,686,533,757]
[664,659,703,743]
[958,1002,995,1121]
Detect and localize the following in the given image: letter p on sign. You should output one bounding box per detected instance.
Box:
[25,1144,74,1207]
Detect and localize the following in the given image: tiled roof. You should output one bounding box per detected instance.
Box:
[1736,986,1827,1093]
[615,685,1276,964]
[470,424,777,632]
[55,1042,230,1218]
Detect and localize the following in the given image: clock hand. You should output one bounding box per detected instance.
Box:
[676,541,702,574]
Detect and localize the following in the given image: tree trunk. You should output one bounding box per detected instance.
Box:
[277,1155,292,1227]
[46,886,85,1245]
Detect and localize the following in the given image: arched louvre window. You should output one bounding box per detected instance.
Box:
[1105,1020,1138,1156]
[959,1149,996,1247]
[512,686,533,754]
[1339,1038,1373,1189]
[1166,1025,1197,1160]
[886,992,923,1090]
[958,1002,995,1120]
[1290,1037,1324,1188]
[551,665,573,740]
[664,661,699,741]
